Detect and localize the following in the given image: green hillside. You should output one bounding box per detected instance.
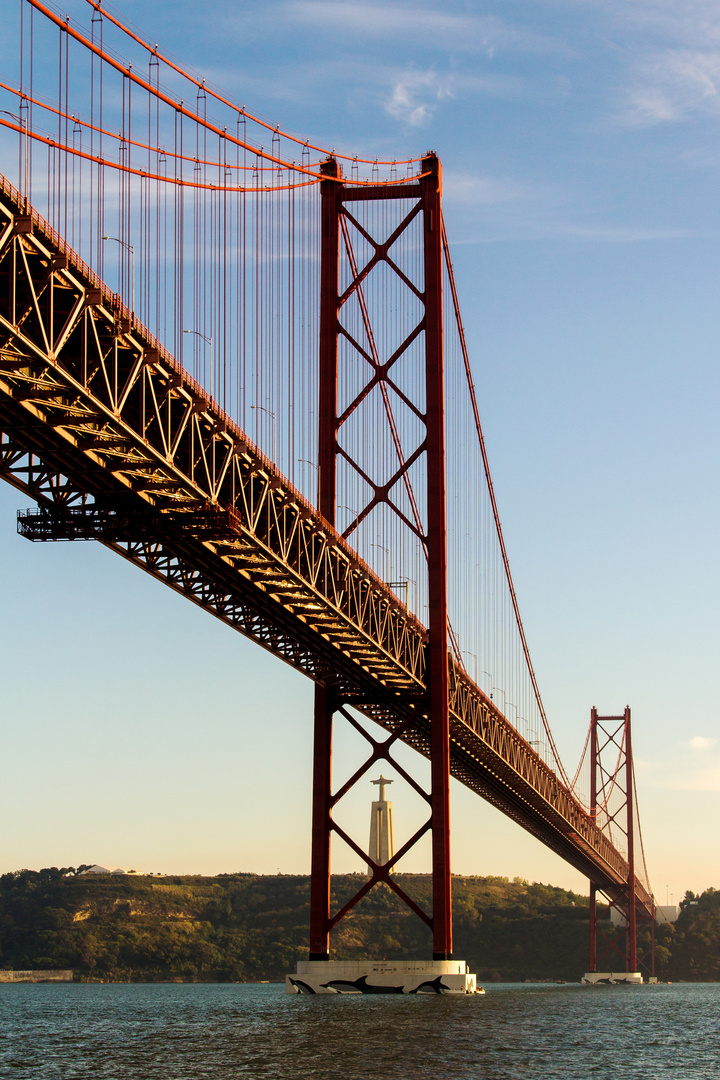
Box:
[0,868,711,983]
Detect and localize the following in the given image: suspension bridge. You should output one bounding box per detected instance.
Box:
[0,0,656,992]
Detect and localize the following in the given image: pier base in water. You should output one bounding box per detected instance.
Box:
[581,971,643,985]
[286,959,482,995]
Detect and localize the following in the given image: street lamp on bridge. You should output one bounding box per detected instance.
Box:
[463,650,478,682]
[251,404,276,464]
[183,330,214,400]
[298,458,320,505]
[370,541,391,583]
[102,235,135,313]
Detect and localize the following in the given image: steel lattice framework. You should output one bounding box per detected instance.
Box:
[588,708,656,975]
[0,174,654,932]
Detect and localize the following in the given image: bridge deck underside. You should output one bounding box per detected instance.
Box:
[0,178,652,917]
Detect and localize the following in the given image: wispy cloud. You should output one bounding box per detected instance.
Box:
[383,69,523,127]
[555,222,691,241]
[672,765,720,791]
[385,71,451,126]
[442,173,691,244]
[639,736,720,791]
[286,2,571,56]
[625,49,720,124]
[290,1,475,38]
[605,0,720,49]
[444,171,533,206]
[689,735,717,751]
[565,1,720,126]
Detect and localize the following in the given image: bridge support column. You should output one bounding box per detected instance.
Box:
[625,709,638,972]
[309,687,333,960]
[308,156,342,962]
[588,710,598,973]
[584,706,651,985]
[589,883,597,972]
[421,153,452,961]
[300,151,462,976]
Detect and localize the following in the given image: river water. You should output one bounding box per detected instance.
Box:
[1,981,717,1079]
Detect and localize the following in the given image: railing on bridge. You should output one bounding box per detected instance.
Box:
[0,0,656,973]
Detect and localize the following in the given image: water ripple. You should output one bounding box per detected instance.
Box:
[1,982,718,1080]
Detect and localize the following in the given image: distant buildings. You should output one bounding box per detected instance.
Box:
[609,904,678,926]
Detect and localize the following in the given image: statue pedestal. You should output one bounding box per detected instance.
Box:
[286,959,483,995]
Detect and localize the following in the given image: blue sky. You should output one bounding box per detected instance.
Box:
[1,0,719,906]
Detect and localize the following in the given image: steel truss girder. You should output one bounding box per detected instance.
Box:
[0,178,425,695]
[0,174,650,912]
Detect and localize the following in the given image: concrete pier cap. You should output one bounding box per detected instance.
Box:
[581,971,644,985]
[286,959,484,995]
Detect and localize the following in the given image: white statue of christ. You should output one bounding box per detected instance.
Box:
[367,774,396,876]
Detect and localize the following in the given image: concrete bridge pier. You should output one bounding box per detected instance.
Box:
[286,959,481,995]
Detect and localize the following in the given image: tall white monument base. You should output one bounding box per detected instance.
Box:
[581,971,643,985]
[286,959,483,995]
[367,774,395,876]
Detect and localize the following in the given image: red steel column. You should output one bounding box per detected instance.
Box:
[308,156,341,961]
[589,707,598,971]
[318,155,341,524]
[421,153,452,960]
[309,686,333,959]
[625,706,637,971]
